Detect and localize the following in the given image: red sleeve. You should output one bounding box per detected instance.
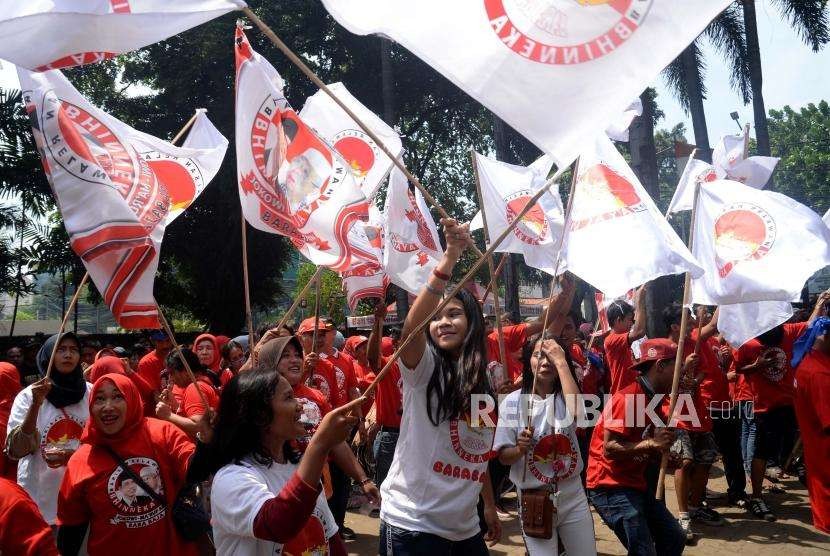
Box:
[128,371,155,400]
[182,383,216,418]
[162,421,196,487]
[604,391,630,435]
[503,324,528,353]
[785,322,809,343]
[0,479,58,555]
[344,360,358,393]
[56,456,92,526]
[734,343,760,371]
[252,472,322,543]
[604,332,630,354]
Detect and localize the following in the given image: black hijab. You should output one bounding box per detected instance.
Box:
[36,333,87,409]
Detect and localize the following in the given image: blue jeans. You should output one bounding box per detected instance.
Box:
[739,400,756,473]
[379,521,488,556]
[373,429,399,487]
[588,487,685,556]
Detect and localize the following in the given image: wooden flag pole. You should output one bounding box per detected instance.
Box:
[469,148,508,379]
[362,165,568,399]
[170,110,201,145]
[482,254,508,302]
[241,7,483,257]
[44,272,90,378]
[240,213,255,352]
[156,307,212,413]
[656,179,703,500]
[311,270,323,350]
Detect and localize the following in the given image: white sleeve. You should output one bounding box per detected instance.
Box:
[398,347,434,389]
[210,465,275,538]
[7,387,33,434]
[493,392,520,452]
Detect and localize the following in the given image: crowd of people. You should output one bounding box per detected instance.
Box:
[0,218,828,555]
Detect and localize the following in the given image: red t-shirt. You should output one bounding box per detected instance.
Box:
[306,359,338,407]
[734,323,808,413]
[586,380,660,492]
[374,358,403,428]
[351,359,376,417]
[486,324,527,382]
[695,334,731,408]
[57,419,197,556]
[730,364,753,402]
[322,350,358,409]
[180,377,219,418]
[136,351,165,393]
[0,363,21,480]
[604,331,638,394]
[293,384,331,453]
[665,332,716,432]
[794,349,830,534]
[0,477,58,556]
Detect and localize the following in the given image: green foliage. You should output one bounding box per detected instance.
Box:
[294,263,347,326]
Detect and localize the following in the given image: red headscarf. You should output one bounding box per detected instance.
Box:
[193,333,221,371]
[88,356,127,383]
[381,337,395,358]
[81,373,145,447]
[215,335,231,350]
[343,336,368,358]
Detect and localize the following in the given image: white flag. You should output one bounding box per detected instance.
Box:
[564,134,702,298]
[321,0,732,167]
[300,83,402,200]
[0,0,245,71]
[824,208,830,228]
[712,132,778,188]
[718,300,794,348]
[666,158,718,215]
[19,68,227,328]
[383,168,442,294]
[691,179,830,305]
[472,152,563,275]
[712,133,745,178]
[342,206,388,309]
[234,26,377,272]
[605,98,643,142]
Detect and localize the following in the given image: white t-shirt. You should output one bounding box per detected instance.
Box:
[6,383,91,524]
[211,456,337,556]
[380,348,495,541]
[493,389,583,490]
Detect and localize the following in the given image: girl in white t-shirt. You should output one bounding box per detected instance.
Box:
[5,332,90,525]
[494,337,596,556]
[379,218,501,555]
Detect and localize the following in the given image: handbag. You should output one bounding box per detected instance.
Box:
[102,445,211,541]
[520,486,555,539]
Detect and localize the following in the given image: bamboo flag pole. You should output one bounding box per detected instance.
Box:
[482,254,508,302]
[156,307,212,413]
[240,214,255,351]
[311,270,323,349]
[241,7,483,257]
[45,273,90,378]
[170,109,202,145]
[469,148,508,379]
[362,165,569,399]
[656,179,703,500]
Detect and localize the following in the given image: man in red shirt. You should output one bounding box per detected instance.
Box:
[136,329,173,393]
[604,284,648,394]
[587,338,689,556]
[297,318,339,407]
[792,313,830,534]
[0,477,58,555]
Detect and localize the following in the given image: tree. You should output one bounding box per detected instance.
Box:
[742,0,829,160]
[294,263,347,326]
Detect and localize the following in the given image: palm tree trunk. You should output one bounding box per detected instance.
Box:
[8,215,25,337]
[742,0,771,157]
[492,115,522,324]
[681,45,712,163]
[381,37,410,323]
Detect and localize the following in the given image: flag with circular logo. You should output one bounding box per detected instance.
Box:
[691,179,830,305]
[18,68,228,328]
[321,0,733,167]
[300,83,403,201]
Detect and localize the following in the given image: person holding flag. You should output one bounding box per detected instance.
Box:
[603,285,648,395]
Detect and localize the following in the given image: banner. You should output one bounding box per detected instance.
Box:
[0,0,245,71]
[300,83,402,200]
[383,168,442,294]
[234,26,377,272]
[470,152,563,275]
[321,0,732,167]
[564,134,702,298]
[19,68,227,328]
[691,179,830,305]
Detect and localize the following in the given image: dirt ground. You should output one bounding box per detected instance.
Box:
[342,464,829,555]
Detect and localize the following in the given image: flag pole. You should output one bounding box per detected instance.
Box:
[665,148,698,219]
[156,306,212,413]
[241,7,483,257]
[742,123,751,159]
[240,213,255,352]
[362,165,569,399]
[482,254,508,302]
[44,272,90,378]
[469,148,508,380]
[656,179,703,500]
[170,110,201,145]
[311,270,323,350]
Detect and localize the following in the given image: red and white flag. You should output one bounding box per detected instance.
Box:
[712,132,779,188]
[234,26,377,272]
[594,289,637,333]
[383,168,442,294]
[691,179,830,305]
[321,0,732,167]
[18,68,227,328]
[0,0,245,71]
[665,158,717,215]
[300,83,402,200]
[469,152,563,276]
[342,206,389,310]
[564,134,702,298]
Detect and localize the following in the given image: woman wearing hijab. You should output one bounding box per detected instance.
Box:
[194,333,233,389]
[5,332,90,526]
[56,374,198,555]
[87,357,156,416]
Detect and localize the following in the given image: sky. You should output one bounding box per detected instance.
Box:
[1,1,828,148]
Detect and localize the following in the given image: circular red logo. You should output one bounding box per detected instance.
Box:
[528,431,578,483]
[713,203,775,277]
[333,130,377,177]
[450,414,496,464]
[484,0,653,65]
[505,191,549,245]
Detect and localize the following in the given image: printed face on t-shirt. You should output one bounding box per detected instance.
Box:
[92,380,128,435]
[107,458,167,527]
[429,298,469,353]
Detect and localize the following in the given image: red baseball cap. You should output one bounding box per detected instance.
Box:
[631,338,678,372]
[297,317,334,335]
